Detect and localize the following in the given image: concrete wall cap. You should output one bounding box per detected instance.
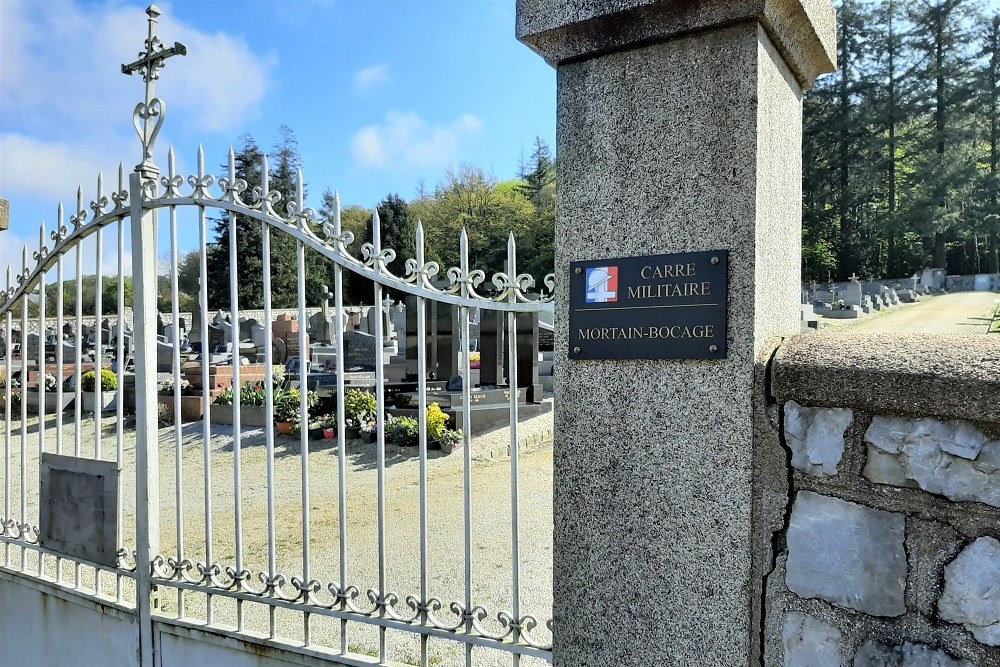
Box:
[516,0,837,89]
[771,333,1000,423]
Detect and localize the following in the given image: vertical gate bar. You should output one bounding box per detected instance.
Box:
[37,226,47,577]
[294,167,312,644]
[227,147,245,631]
[95,221,104,461]
[74,226,83,460]
[197,199,214,624]
[73,207,83,587]
[371,208,388,662]
[55,207,65,584]
[414,222,429,667]
[19,246,28,572]
[261,219,277,639]
[115,202,126,602]
[94,197,104,591]
[168,152,185,617]
[55,205,65,461]
[505,235,522,664]
[459,230,474,667]
[4,268,11,568]
[130,170,161,667]
[332,193,350,655]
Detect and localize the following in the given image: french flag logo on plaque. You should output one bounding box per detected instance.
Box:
[585,266,618,303]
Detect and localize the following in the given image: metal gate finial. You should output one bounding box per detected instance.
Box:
[122,5,187,178]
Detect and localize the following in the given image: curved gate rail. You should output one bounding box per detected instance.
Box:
[1,5,555,667]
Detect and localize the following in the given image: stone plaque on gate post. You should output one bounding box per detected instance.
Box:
[516,2,836,665]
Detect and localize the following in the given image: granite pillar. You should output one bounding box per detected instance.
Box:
[516,2,836,665]
[479,308,505,387]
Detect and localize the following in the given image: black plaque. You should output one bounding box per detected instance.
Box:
[569,250,728,360]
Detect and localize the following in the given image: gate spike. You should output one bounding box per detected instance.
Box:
[296,168,305,210]
[97,172,104,198]
[228,147,236,200]
[261,154,270,201]
[333,191,342,236]
[39,222,47,257]
[118,162,126,194]
[197,145,205,177]
[22,246,29,272]
[372,207,382,254]
[168,146,176,176]
[416,219,425,268]
[460,227,470,296]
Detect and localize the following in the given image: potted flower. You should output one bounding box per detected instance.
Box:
[80,368,118,413]
[344,388,377,423]
[387,415,419,447]
[273,388,317,436]
[26,373,71,414]
[317,413,338,439]
[437,428,464,454]
[0,375,20,412]
[357,411,378,443]
[425,403,450,448]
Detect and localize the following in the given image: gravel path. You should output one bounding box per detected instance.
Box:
[0,407,555,666]
[823,292,999,335]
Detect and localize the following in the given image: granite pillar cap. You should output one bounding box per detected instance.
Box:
[516,0,837,89]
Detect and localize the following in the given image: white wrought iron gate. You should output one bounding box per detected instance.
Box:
[0,6,554,667]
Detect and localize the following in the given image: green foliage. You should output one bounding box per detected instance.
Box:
[80,369,118,392]
[425,402,450,441]
[214,380,278,407]
[207,128,329,309]
[344,388,377,422]
[273,387,318,423]
[803,0,996,279]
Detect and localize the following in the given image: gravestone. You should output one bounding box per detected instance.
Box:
[516,313,542,402]
[479,308,505,386]
[516,2,835,664]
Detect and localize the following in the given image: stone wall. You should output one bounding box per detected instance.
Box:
[946,274,1000,292]
[761,334,1000,666]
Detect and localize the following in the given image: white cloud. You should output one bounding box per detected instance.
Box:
[351,111,483,170]
[0,0,273,217]
[0,134,132,203]
[353,64,390,93]
[0,1,272,135]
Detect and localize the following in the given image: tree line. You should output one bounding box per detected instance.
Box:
[202,130,555,309]
[803,0,999,282]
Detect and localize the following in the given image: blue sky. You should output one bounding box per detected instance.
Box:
[0,0,556,273]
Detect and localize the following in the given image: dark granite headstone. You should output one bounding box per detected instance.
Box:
[434,302,457,381]
[516,313,542,403]
[479,309,505,386]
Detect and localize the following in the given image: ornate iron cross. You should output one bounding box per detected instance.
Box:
[122,5,186,177]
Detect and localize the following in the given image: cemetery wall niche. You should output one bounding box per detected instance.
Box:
[760,333,1000,667]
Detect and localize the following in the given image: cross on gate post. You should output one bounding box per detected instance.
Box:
[121,4,186,177]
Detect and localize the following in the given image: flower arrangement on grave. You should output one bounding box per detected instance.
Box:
[273,388,318,426]
[0,374,19,390]
[834,299,847,310]
[344,388,378,423]
[469,352,481,369]
[387,415,419,447]
[159,377,193,395]
[214,380,278,407]
[81,369,118,393]
[33,373,59,392]
[426,403,449,442]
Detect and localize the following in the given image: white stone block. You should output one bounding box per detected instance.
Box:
[939,537,1000,646]
[853,640,977,666]
[784,401,853,477]
[786,491,906,617]
[782,611,841,667]
[864,417,1000,508]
